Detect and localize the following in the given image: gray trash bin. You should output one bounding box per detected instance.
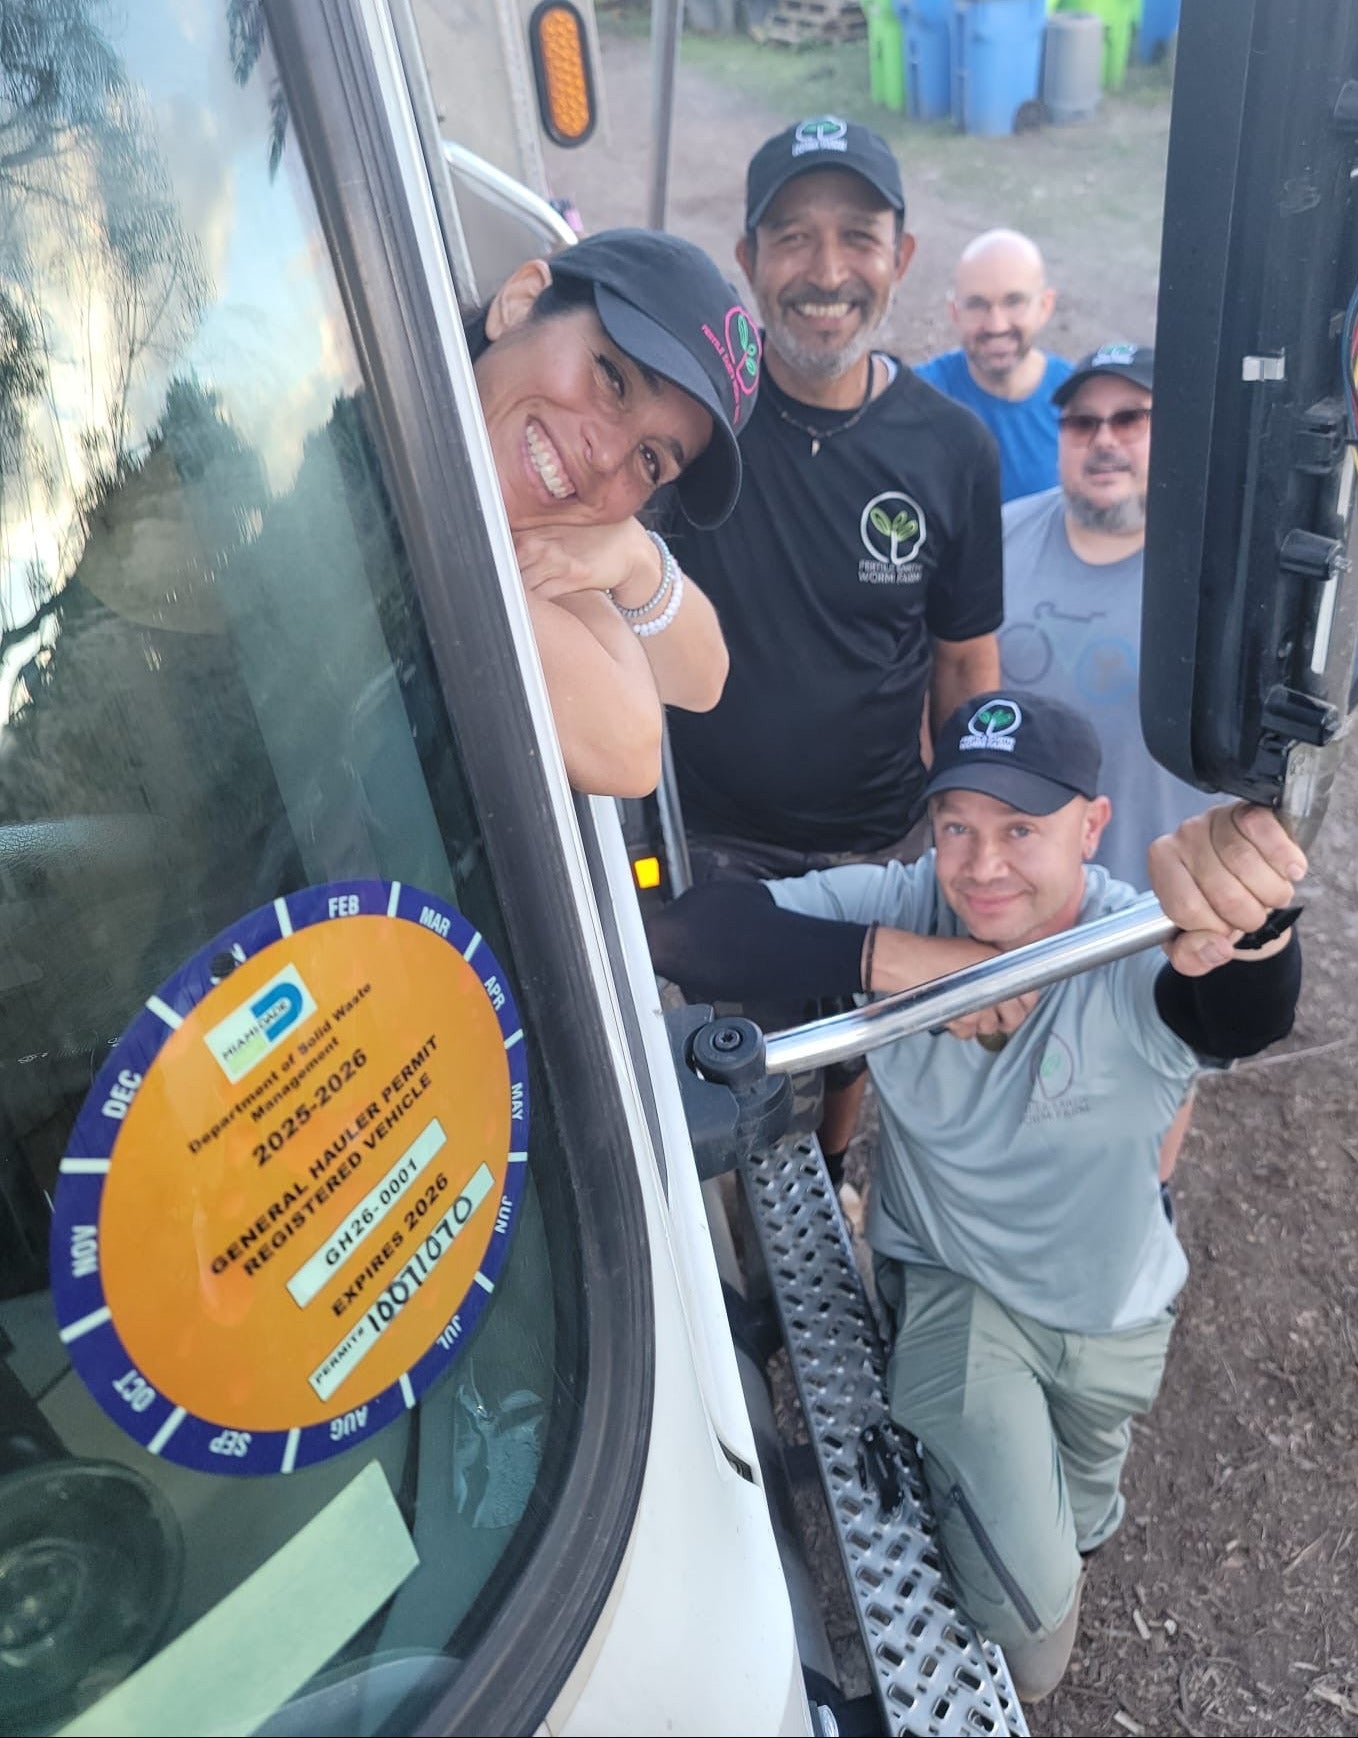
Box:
[1042,10,1104,122]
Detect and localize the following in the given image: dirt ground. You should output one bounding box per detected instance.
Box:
[416,14,1358,1735]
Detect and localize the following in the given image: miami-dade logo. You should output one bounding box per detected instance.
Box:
[959,698,1022,753]
[205,963,317,1084]
[859,490,926,566]
[792,115,848,157]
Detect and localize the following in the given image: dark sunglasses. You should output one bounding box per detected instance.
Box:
[1057,406,1152,442]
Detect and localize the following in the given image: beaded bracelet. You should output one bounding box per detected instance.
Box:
[611,530,676,621]
[632,566,685,637]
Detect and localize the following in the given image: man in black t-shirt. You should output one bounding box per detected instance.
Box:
[663,116,1003,1177]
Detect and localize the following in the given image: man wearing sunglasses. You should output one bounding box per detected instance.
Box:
[999,344,1213,889]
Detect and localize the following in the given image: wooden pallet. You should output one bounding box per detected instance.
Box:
[750,0,867,47]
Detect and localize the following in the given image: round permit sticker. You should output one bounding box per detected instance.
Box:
[49,881,529,1477]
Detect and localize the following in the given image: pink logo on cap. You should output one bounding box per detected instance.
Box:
[700,303,761,424]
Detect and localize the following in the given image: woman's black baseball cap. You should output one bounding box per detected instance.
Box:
[925,691,1103,815]
[550,228,761,527]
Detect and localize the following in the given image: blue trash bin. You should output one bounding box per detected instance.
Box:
[1137,0,1178,61]
[952,0,1046,136]
[893,0,955,122]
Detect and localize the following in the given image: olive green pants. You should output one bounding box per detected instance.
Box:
[874,1258,1174,1652]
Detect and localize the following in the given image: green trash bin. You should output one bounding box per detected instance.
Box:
[1052,0,1140,90]
[862,0,907,111]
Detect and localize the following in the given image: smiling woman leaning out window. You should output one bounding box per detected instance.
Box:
[466,229,761,797]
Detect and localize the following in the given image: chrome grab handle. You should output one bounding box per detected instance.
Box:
[762,894,1176,1076]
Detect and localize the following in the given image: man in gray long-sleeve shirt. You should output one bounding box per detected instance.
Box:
[649,690,1304,1703]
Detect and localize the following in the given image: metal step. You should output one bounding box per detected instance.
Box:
[740,1135,1029,1738]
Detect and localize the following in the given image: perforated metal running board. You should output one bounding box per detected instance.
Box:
[740,1135,1029,1738]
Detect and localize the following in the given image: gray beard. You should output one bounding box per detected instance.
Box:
[760,282,896,385]
[1066,487,1147,536]
[762,317,877,383]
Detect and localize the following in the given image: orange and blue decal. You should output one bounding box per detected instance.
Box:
[49,880,529,1477]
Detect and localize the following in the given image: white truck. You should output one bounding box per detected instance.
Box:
[0,2,1353,1735]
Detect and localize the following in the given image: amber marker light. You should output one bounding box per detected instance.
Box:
[632,856,662,892]
[528,1,597,147]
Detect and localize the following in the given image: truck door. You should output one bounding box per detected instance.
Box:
[0,4,680,1731]
[1143,0,1358,837]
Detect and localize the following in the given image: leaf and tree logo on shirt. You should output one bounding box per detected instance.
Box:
[1032,1033,1076,1101]
[859,490,927,567]
[1024,1030,1090,1124]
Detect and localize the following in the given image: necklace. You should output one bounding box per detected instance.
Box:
[767,357,878,457]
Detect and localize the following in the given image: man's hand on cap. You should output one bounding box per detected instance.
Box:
[1148,803,1307,977]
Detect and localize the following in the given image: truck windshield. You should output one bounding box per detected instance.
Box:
[0,5,592,1732]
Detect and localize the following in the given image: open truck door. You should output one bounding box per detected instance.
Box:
[1143,0,1358,841]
